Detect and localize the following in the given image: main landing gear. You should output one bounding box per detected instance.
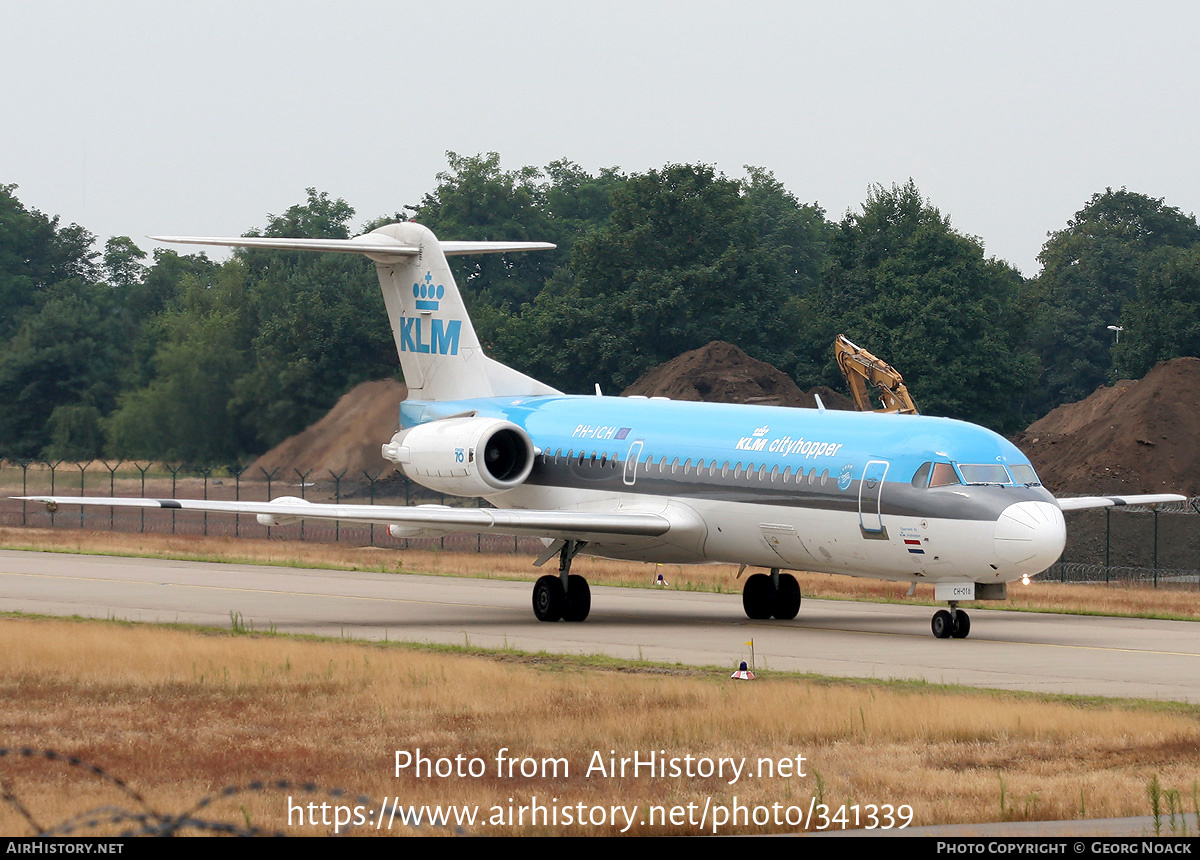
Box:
[742,568,802,620]
[532,540,591,622]
[931,602,970,639]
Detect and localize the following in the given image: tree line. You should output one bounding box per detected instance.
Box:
[2,153,1198,463]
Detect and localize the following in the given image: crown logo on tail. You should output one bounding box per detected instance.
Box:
[413,271,445,311]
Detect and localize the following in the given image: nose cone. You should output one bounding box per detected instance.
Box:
[994,501,1066,571]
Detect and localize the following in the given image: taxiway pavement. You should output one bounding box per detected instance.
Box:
[2,549,1198,702]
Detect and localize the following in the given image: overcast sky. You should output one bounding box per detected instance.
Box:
[4,1,1197,276]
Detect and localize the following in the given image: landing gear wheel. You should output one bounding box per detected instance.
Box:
[532,575,565,622]
[772,574,802,620]
[931,609,953,639]
[742,573,776,620]
[562,574,591,622]
[951,610,971,639]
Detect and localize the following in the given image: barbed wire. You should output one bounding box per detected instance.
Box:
[1045,563,1200,584]
[0,747,454,837]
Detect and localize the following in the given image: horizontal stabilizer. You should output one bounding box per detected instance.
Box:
[150,234,555,261]
[1057,494,1187,511]
[440,241,556,256]
[154,221,558,401]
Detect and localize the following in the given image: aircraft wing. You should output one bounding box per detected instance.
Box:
[16,496,669,542]
[1056,494,1188,512]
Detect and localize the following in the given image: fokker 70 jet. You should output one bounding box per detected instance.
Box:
[22,222,1185,637]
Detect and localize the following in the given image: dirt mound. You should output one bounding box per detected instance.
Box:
[1013,357,1200,496]
[249,379,407,479]
[622,341,854,410]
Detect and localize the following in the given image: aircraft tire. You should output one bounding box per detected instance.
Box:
[951,610,971,639]
[773,574,802,620]
[532,575,565,622]
[742,574,775,620]
[562,574,591,622]
[931,609,953,638]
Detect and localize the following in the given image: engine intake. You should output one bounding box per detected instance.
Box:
[382,416,535,497]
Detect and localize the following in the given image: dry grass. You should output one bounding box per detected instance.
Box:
[4,526,1200,622]
[1,617,1199,836]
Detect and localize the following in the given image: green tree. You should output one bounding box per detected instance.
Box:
[43,404,106,460]
[0,184,98,340]
[231,189,395,451]
[115,248,221,391]
[798,181,1037,431]
[405,152,565,311]
[495,164,827,392]
[1111,246,1200,378]
[0,282,123,457]
[102,236,147,289]
[1031,188,1200,409]
[105,265,254,463]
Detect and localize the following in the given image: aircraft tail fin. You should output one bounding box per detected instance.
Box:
[151,223,560,401]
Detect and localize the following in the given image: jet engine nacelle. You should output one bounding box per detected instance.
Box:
[382,417,535,498]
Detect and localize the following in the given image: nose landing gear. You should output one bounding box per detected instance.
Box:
[932,602,970,639]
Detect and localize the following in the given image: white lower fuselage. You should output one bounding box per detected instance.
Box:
[494,483,1064,586]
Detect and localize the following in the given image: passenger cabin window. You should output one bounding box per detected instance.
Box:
[929,462,960,487]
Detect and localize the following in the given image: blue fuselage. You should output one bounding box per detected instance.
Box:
[400,395,1065,583]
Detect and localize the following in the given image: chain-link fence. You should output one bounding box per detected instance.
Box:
[1046,497,1200,588]
[4,460,1199,585]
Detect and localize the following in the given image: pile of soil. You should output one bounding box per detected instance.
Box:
[249,379,407,479]
[1013,357,1200,496]
[622,341,854,410]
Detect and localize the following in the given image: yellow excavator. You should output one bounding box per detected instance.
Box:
[834,334,919,415]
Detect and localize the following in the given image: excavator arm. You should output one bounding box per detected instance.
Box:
[834,335,919,415]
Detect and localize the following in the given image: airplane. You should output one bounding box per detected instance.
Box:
[20,221,1187,638]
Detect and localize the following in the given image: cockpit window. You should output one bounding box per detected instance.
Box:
[1008,464,1042,486]
[911,462,932,488]
[928,462,961,488]
[959,464,1012,485]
